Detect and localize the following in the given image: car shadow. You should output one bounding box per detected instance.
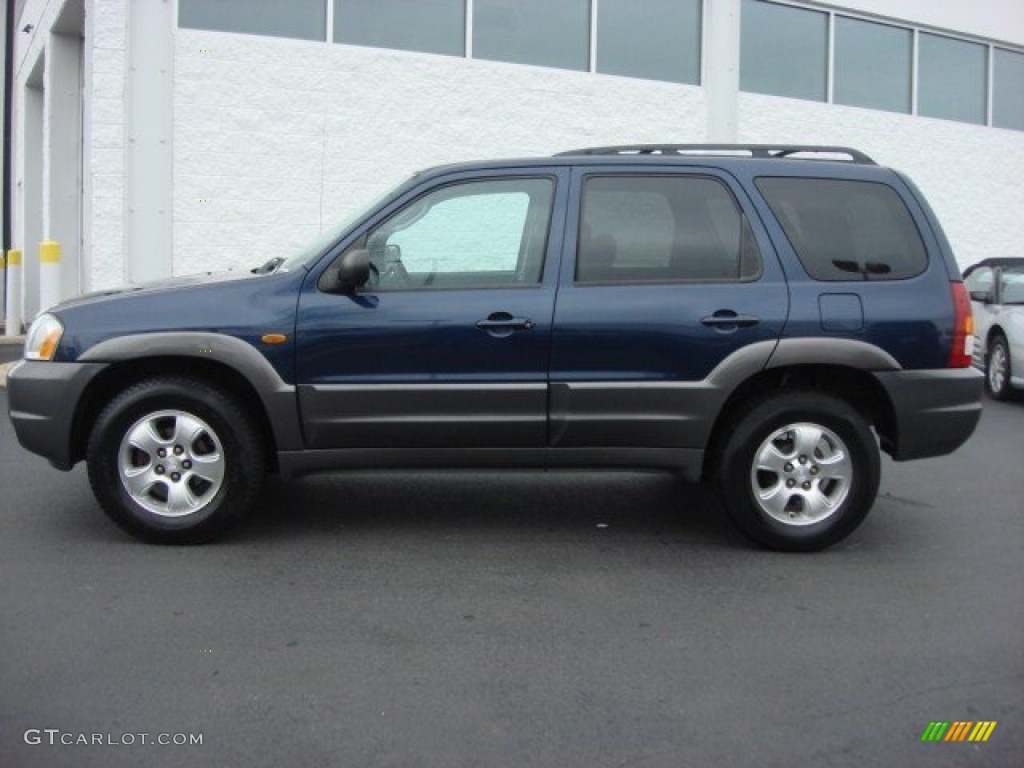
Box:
[234,469,739,549]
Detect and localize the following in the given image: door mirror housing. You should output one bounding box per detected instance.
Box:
[969,289,993,304]
[336,249,371,294]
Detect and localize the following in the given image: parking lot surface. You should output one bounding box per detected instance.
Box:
[1,389,1021,767]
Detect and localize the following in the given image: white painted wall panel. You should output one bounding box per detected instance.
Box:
[87,0,129,291]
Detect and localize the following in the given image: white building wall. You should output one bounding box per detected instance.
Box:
[87,0,128,291]
[173,30,707,276]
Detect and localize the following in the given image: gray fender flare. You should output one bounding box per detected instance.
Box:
[766,338,901,371]
[79,332,303,451]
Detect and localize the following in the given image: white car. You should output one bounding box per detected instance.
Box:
[964,258,1024,400]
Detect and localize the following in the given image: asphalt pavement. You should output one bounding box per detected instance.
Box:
[1,389,1021,768]
[0,341,22,366]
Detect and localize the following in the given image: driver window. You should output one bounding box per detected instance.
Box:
[365,177,554,290]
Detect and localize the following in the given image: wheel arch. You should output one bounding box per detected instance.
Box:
[986,325,1007,347]
[702,363,898,481]
[71,355,291,472]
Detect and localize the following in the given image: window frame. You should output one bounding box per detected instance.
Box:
[832,15,912,114]
[754,175,930,283]
[471,0,591,72]
[350,174,559,294]
[594,0,702,85]
[333,0,467,57]
[740,0,829,103]
[917,31,989,126]
[739,0,1024,132]
[573,172,764,287]
[178,0,328,41]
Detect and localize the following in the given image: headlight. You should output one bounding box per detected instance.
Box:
[24,313,64,361]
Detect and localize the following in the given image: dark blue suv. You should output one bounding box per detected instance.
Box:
[7,145,982,550]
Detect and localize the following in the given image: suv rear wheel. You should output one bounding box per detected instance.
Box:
[717,392,880,551]
[86,377,265,543]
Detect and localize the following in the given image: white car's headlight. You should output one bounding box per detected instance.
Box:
[24,313,64,361]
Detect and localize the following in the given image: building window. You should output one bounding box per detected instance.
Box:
[994,48,1024,131]
[834,17,911,114]
[740,0,827,102]
[577,176,761,284]
[179,0,326,42]
[334,0,465,57]
[595,0,701,84]
[918,33,988,125]
[473,0,589,72]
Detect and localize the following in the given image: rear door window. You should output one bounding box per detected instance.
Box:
[755,177,927,281]
[577,175,761,283]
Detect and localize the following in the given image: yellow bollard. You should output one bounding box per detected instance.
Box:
[5,249,23,336]
[39,240,61,313]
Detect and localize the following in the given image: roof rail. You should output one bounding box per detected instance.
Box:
[554,144,876,165]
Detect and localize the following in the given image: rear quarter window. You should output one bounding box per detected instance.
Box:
[755,177,927,281]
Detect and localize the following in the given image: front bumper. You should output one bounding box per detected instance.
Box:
[874,367,984,460]
[6,360,107,470]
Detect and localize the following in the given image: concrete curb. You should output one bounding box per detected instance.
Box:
[0,336,26,345]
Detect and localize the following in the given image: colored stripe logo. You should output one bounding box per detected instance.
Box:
[921,721,997,742]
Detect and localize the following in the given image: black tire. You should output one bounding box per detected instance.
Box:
[985,335,1012,401]
[716,391,880,552]
[86,377,265,544]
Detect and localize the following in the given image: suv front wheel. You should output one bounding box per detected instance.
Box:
[86,377,265,543]
[717,392,880,552]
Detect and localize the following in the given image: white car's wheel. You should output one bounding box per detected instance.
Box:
[986,335,1012,400]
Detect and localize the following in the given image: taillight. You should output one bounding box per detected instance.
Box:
[949,281,974,368]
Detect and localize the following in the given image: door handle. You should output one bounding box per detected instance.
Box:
[476,312,536,336]
[700,310,760,330]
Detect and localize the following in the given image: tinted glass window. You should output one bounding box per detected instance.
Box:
[179,0,326,41]
[366,178,554,290]
[578,176,761,284]
[756,178,927,281]
[473,0,589,71]
[334,0,465,56]
[596,0,701,84]
[918,33,987,125]
[740,0,826,102]
[834,17,911,114]
[994,48,1024,131]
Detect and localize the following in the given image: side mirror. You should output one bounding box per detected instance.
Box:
[969,289,993,303]
[336,249,371,294]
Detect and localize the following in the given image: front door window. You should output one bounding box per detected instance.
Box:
[365,177,554,290]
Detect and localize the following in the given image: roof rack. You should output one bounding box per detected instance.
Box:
[554,144,876,165]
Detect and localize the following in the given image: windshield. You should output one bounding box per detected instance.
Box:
[276,176,416,273]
